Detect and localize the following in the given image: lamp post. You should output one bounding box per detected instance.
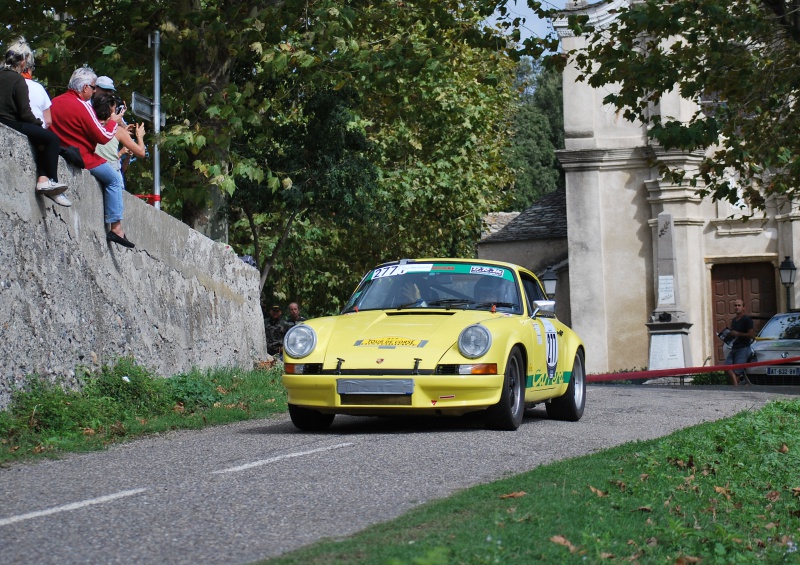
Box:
[779,256,796,311]
[540,267,557,298]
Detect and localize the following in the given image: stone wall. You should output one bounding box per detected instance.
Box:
[0,124,267,408]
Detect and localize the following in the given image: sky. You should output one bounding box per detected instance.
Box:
[495,0,568,42]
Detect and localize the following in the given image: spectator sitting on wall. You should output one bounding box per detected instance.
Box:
[265,305,285,358]
[50,67,138,249]
[0,37,68,205]
[91,90,146,187]
[92,76,146,188]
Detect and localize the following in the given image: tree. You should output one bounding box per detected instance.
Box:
[2,1,528,315]
[505,57,564,211]
[556,0,800,207]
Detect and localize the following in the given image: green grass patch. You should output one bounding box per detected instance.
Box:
[0,357,286,465]
[262,399,800,564]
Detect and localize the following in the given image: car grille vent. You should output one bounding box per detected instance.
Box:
[436,364,459,375]
[385,311,456,316]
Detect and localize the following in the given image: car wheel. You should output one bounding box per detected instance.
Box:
[546,349,586,422]
[485,347,525,431]
[288,404,335,431]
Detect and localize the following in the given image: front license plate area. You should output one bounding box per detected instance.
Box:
[337,378,414,395]
[340,394,412,406]
[767,367,800,375]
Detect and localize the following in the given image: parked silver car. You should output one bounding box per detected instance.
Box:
[746,313,800,385]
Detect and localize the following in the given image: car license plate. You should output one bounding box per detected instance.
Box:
[337,378,414,395]
[767,367,800,376]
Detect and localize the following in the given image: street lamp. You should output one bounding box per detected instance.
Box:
[779,256,796,311]
[540,267,558,297]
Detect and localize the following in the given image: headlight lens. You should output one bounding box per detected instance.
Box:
[283,325,317,358]
[458,324,492,359]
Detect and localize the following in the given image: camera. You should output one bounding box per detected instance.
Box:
[114,96,126,114]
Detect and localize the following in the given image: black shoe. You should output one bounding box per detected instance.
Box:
[107,231,135,248]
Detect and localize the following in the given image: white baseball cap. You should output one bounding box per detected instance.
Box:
[96,76,116,91]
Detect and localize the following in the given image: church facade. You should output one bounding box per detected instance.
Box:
[482,0,798,375]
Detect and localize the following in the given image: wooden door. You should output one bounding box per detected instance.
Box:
[711,263,777,364]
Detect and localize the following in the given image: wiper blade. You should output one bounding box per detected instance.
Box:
[427,298,474,309]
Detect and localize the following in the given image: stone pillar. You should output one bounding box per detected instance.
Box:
[646,212,692,369]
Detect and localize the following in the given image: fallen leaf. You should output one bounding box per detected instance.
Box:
[9,445,19,452]
[633,506,652,513]
[611,480,627,492]
[779,444,789,453]
[600,552,615,559]
[81,427,96,435]
[675,556,702,564]
[589,485,608,497]
[216,386,228,394]
[173,402,185,413]
[646,537,658,547]
[714,486,732,500]
[792,487,800,497]
[550,535,578,553]
[765,522,776,530]
[499,491,527,499]
[766,490,781,502]
[640,473,649,481]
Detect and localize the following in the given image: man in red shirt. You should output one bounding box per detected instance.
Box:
[50,67,135,248]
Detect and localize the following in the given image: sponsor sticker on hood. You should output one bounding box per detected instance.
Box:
[355,337,429,348]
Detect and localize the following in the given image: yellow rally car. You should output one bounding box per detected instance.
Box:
[282,258,585,431]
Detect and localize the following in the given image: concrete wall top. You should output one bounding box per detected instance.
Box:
[0,124,267,408]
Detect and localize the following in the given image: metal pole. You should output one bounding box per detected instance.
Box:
[787,286,792,312]
[153,31,161,210]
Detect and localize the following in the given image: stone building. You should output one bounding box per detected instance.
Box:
[482,0,795,375]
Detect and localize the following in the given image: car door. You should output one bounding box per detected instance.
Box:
[520,274,558,392]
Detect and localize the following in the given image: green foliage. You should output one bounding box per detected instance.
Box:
[84,357,171,416]
[264,399,800,564]
[563,0,800,207]
[0,359,286,464]
[505,58,565,211]
[2,1,531,317]
[691,371,729,385]
[164,370,223,412]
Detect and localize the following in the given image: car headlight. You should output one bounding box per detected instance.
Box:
[283,325,317,358]
[458,324,492,359]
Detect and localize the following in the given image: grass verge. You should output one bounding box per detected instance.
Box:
[0,357,286,465]
[262,399,800,564]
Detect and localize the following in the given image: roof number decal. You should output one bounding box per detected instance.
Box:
[372,264,433,279]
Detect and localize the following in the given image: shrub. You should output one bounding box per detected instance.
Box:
[165,370,223,412]
[83,357,171,416]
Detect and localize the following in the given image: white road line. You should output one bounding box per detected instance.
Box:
[212,442,354,475]
[0,488,147,527]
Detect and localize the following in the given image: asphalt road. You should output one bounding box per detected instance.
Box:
[1,384,797,565]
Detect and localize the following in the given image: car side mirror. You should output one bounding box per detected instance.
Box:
[531,300,556,318]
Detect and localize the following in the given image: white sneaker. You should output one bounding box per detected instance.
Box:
[46,193,72,207]
[36,179,68,196]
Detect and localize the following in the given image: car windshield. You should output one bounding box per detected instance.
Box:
[758,314,800,340]
[342,262,523,314]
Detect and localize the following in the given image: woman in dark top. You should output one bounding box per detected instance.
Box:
[0,37,69,204]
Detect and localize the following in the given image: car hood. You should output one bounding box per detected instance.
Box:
[300,310,511,369]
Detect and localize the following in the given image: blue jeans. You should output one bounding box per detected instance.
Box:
[89,162,124,224]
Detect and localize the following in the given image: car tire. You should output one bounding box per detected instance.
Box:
[546,349,586,422]
[485,347,525,431]
[288,404,335,431]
